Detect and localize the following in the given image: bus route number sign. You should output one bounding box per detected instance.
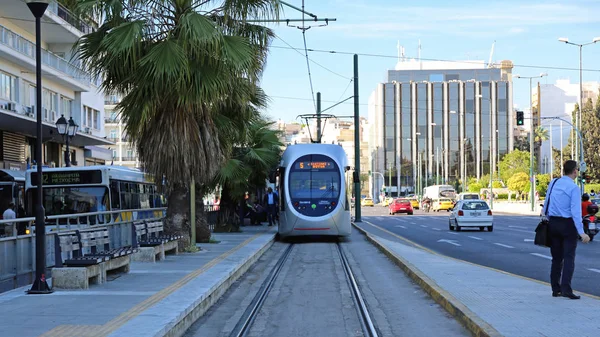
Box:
[31,170,103,185]
[296,162,333,170]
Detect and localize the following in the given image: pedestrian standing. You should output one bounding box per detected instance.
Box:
[542,160,590,299]
[2,202,16,236]
[263,187,279,226]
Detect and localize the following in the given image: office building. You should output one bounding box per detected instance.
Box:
[0,1,112,170]
[368,58,514,198]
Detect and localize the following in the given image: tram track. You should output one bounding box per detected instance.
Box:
[228,241,379,337]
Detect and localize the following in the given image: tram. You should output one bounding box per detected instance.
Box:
[24,165,166,225]
[277,143,351,238]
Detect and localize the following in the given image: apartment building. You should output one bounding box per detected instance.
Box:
[0,1,112,171]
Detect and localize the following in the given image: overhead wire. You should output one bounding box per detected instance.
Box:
[270,45,600,73]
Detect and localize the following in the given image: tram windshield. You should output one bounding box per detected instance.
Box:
[289,171,341,199]
[26,186,109,216]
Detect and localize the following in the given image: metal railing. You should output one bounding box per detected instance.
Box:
[104,117,120,123]
[0,208,166,293]
[120,156,138,162]
[47,1,97,35]
[0,24,93,87]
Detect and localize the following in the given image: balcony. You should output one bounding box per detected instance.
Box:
[0,24,93,90]
[47,1,97,36]
[105,117,120,124]
[120,157,138,162]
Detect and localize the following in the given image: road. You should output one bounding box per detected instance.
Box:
[185,232,469,337]
[357,205,600,296]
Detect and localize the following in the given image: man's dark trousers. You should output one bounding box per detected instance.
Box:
[267,204,276,225]
[549,217,579,294]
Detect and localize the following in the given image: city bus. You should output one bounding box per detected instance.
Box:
[0,169,26,221]
[24,165,166,226]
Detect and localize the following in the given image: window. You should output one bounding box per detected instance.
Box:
[20,81,35,107]
[26,186,109,216]
[462,201,490,210]
[83,106,100,129]
[112,150,117,158]
[110,130,117,139]
[0,72,16,101]
[61,96,72,118]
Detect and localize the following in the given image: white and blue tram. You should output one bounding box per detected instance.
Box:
[24,165,166,224]
[277,144,351,238]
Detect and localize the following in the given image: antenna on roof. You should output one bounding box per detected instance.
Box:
[488,40,496,68]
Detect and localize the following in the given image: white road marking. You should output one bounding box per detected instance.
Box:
[468,236,483,240]
[394,218,408,223]
[447,232,459,235]
[395,225,406,229]
[432,228,441,231]
[420,225,428,228]
[493,243,514,249]
[509,225,527,229]
[438,239,461,246]
[410,222,417,225]
[530,253,552,260]
[524,239,534,242]
[587,268,600,274]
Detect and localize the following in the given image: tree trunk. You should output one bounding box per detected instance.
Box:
[195,188,212,243]
[164,184,191,250]
[215,186,240,232]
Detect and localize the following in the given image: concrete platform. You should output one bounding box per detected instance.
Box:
[354,223,600,337]
[0,226,276,337]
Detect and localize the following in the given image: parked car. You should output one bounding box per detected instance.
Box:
[389,198,414,215]
[449,200,493,232]
[433,198,454,212]
[382,197,393,207]
[361,198,374,207]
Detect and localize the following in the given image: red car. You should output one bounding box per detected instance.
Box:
[389,198,414,215]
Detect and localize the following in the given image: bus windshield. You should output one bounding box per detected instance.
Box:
[26,186,109,216]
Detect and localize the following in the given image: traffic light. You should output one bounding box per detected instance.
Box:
[516,111,524,126]
[579,173,591,184]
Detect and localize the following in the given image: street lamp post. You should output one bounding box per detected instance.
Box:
[56,115,79,167]
[558,37,600,193]
[26,0,52,295]
[515,73,548,211]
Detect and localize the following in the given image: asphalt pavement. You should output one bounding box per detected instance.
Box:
[358,205,600,296]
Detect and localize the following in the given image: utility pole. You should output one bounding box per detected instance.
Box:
[353,54,361,222]
[316,92,322,143]
[388,162,392,197]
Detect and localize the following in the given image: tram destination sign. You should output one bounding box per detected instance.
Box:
[31,170,103,185]
[295,161,334,170]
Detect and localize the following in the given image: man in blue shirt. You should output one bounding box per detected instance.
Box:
[542,160,590,299]
[262,187,279,226]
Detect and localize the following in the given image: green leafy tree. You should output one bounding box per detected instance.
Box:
[534,126,549,143]
[498,150,533,183]
[213,117,283,233]
[75,0,280,244]
[468,182,483,193]
[581,94,600,183]
[514,135,528,152]
[507,172,529,193]
[536,173,551,197]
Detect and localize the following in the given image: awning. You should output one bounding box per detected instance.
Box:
[84,146,113,161]
[0,110,115,147]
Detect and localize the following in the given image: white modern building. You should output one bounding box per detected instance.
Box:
[533,79,600,174]
[368,58,515,200]
[0,1,112,170]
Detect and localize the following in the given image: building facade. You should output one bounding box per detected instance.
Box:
[0,1,112,171]
[368,59,514,198]
[104,95,141,169]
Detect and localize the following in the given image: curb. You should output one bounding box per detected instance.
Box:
[107,232,276,337]
[352,223,503,337]
[163,234,275,337]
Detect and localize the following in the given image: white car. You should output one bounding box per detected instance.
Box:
[449,200,493,232]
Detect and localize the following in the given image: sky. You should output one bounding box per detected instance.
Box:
[259,0,600,126]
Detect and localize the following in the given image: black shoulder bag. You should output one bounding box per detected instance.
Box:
[534,178,558,248]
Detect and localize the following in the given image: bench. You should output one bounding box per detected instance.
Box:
[52,228,136,289]
[131,220,182,262]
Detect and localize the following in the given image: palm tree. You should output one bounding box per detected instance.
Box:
[534,126,549,143]
[75,0,280,245]
[212,115,283,232]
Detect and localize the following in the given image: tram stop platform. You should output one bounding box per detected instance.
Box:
[353,222,600,337]
[0,226,276,337]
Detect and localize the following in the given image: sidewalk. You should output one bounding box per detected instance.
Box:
[353,224,600,337]
[491,201,542,216]
[0,226,276,337]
